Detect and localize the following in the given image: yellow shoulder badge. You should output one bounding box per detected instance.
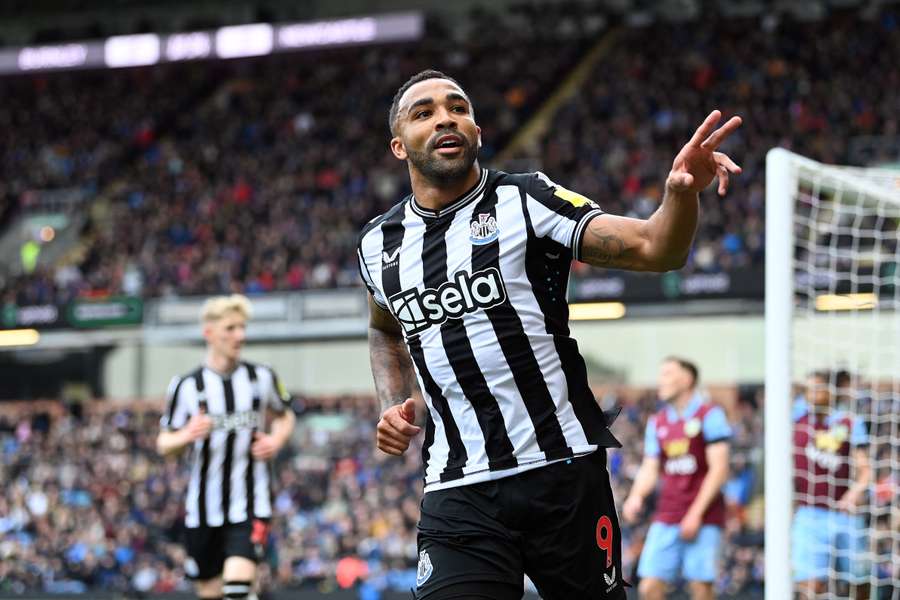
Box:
[553,186,598,209]
[276,377,290,402]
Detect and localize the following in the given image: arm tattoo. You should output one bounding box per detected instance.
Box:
[582,225,627,266]
[369,327,418,413]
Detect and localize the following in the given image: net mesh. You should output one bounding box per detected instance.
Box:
[790,159,900,599]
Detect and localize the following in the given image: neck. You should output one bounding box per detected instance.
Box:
[671,389,695,413]
[205,351,238,376]
[409,162,481,211]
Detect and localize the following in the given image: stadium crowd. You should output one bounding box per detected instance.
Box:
[2,6,898,305]
[0,389,773,597]
[3,383,899,597]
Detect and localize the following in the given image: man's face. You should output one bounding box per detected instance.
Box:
[657,360,693,402]
[391,78,481,185]
[806,375,832,407]
[204,311,246,362]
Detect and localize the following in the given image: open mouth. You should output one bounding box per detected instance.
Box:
[433,134,464,153]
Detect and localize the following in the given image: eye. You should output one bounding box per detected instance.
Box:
[452,105,467,113]
[415,110,431,119]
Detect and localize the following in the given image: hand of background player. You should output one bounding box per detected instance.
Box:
[376,398,421,456]
[251,432,282,460]
[667,110,743,196]
[679,510,703,541]
[836,487,863,513]
[182,413,213,442]
[621,494,643,524]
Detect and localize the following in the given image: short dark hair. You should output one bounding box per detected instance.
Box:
[665,356,699,387]
[388,69,464,136]
[811,369,852,387]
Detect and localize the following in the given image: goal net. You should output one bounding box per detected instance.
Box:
[765,148,900,600]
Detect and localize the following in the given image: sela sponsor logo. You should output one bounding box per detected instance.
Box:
[664,454,698,476]
[381,247,401,270]
[416,550,433,587]
[211,410,262,432]
[469,213,499,245]
[388,268,507,335]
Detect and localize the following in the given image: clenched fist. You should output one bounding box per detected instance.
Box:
[376,398,421,456]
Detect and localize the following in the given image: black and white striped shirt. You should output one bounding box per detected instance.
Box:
[161,362,292,528]
[358,169,620,493]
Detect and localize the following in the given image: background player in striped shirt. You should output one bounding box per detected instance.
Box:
[156,295,296,600]
[359,69,742,600]
[623,357,732,599]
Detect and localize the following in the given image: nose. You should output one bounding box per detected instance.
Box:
[434,107,458,130]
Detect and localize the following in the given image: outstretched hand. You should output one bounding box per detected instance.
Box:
[667,110,743,196]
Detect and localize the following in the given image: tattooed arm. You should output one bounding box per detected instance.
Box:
[368,294,423,455]
[580,187,699,272]
[580,110,742,272]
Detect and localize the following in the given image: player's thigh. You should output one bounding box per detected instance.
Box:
[185,525,227,583]
[681,525,723,583]
[791,506,830,582]
[637,522,684,583]
[416,484,524,599]
[832,513,870,583]
[222,521,264,570]
[521,451,626,599]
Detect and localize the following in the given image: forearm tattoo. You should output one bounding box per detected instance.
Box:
[369,328,418,413]
[582,225,626,266]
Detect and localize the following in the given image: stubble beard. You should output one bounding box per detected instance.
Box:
[407,136,479,187]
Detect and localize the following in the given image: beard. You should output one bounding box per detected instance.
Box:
[406,134,479,186]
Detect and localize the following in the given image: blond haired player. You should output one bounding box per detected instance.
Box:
[157,295,295,600]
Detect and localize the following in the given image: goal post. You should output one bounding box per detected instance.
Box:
[765,148,900,600]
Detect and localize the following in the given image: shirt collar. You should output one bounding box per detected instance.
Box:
[666,391,703,422]
[410,168,488,219]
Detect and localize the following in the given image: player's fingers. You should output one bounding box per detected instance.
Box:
[717,167,729,196]
[700,115,742,150]
[384,409,421,436]
[687,110,721,147]
[376,426,413,451]
[714,151,742,173]
[377,440,406,455]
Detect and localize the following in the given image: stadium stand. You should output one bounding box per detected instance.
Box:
[3,7,896,303]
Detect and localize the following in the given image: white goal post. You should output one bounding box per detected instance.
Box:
[765,148,900,600]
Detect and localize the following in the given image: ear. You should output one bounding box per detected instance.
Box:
[476,125,482,149]
[202,322,212,342]
[390,136,407,161]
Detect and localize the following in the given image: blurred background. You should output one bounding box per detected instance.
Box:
[0,0,898,598]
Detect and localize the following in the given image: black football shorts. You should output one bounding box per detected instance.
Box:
[183,519,269,581]
[415,449,627,599]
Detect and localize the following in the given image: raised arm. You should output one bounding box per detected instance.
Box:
[580,110,742,272]
[368,294,423,455]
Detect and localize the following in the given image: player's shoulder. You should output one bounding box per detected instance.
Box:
[491,169,554,194]
[357,196,411,247]
[240,360,276,380]
[167,366,204,395]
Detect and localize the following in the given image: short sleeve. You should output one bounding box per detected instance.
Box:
[357,248,388,309]
[644,416,660,458]
[524,172,603,261]
[850,416,869,446]
[792,396,808,421]
[160,376,191,431]
[702,405,733,443]
[264,368,292,414]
